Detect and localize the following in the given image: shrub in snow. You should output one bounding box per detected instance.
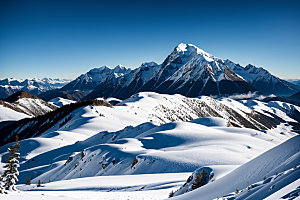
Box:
[37,180,42,187]
[131,157,138,168]
[191,169,207,190]
[81,150,85,160]
[102,164,106,169]
[64,156,73,166]
[172,167,213,197]
[26,176,31,185]
[1,136,21,191]
[169,190,174,198]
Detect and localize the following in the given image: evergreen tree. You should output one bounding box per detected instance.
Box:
[37,180,42,187]
[2,136,21,191]
[26,176,31,185]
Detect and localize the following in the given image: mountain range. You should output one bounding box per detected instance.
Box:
[0,43,299,200]
[38,43,299,102]
[0,78,71,100]
[2,44,298,101]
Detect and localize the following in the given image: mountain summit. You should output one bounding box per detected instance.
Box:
[85,43,257,100]
[39,43,300,101]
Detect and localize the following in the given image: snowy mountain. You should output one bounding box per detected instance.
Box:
[37,43,299,101]
[86,44,257,100]
[61,65,131,93]
[84,62,160,100]
[225,61,300,96]
[0,78,71,100]
[84,43,299,100]
[2,91,57,118]
[140,43,256,97]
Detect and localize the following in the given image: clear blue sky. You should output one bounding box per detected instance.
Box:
[0,0,299,79]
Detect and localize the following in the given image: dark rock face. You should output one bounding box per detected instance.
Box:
[289,91,300,101]
[39,89,88,102]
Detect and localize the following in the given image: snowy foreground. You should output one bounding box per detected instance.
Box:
[0,92,299,199]
[3,173,190,200]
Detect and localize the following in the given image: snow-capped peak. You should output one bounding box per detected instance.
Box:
[141,61,158,67]
[175,43,214,62]
[114,64,125,69]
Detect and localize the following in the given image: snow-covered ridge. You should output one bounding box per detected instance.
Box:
[0,92,298,199]
[48,97,76,107]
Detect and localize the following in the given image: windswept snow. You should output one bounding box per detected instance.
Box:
[48,97,76,107]
[0,92,299,200]
[0,104,29,122]
[2,173,190,200]
[172,135,300,200]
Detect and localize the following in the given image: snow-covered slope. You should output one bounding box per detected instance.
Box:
[1,92,298,147]
[219,165,300,200]
[48,97,76,107]
[0,92,298,200]
[0,78,70,99]
[3,173,190,200]
[0,90,296,183]
[3,91,57,117]
[239,99,300,123]
[0,102,146,182]
[114,92,294,130]
[4,114,293,185]
[61,65,131,94]
[225,60,300,96]
[85,62,160,100]
[172,135,300,200]
[0,103,30,122]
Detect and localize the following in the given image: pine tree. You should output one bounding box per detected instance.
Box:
[37,180,42,187]
[26,176,31,185]
[2,136,21,191]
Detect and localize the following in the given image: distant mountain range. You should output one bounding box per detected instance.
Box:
[2,44,299,101]
[0,78,71,100]
[286,79,300,86]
